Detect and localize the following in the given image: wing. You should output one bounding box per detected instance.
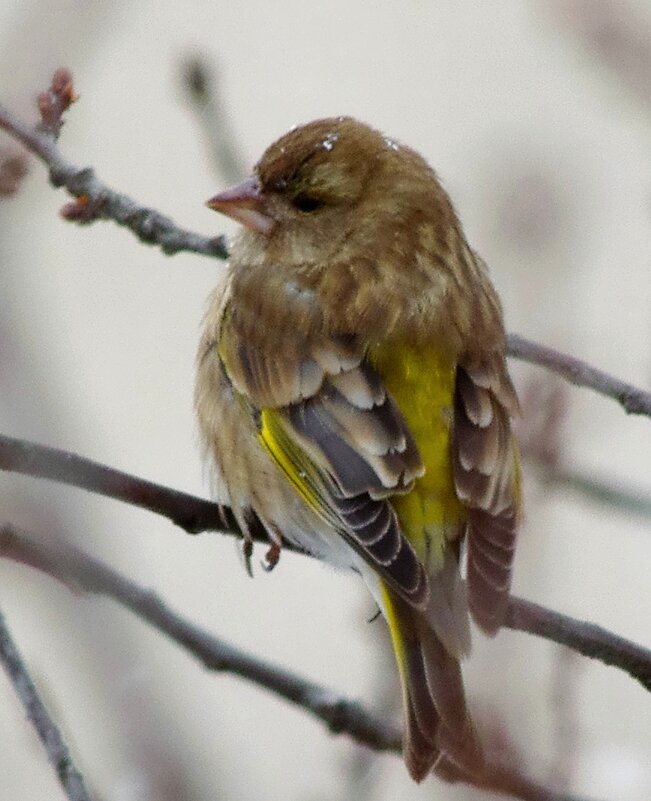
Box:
[219,311,429,608]
[452,357,521,634]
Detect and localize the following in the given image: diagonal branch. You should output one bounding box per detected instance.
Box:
[0,85,228,260]
[506,334,651,417]
[0,525,399,753]
[0,525,604,801]
[506,597,650,692]
[1,433,650,692]
[0,607,93,801]
[181,55,247,185]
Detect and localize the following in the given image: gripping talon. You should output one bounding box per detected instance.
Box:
[262,541,281,572]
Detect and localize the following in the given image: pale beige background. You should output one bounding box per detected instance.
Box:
[1,2,650,800]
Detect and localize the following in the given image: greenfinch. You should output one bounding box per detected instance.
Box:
[196,117,521,781]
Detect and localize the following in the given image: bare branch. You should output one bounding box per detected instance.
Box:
[506,334,651,417]
[1,433,650,692]
[548,0,651,110]
[0,526,603,801]
[0,607,92,801]
[506,596,651,692]
[0,525,399,753]
[0,79,228,259]
[0,433,239,536]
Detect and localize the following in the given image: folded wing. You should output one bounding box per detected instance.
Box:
[219,316,430,608]
[452,358,521,633]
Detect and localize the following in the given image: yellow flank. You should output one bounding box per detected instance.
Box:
[369,340,464,571]
[258,408,336,526]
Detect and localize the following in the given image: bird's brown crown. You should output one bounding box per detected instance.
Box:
[256,117,373,204]
[255,117,441,215]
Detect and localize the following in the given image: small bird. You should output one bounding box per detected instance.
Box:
[196,117,521,781]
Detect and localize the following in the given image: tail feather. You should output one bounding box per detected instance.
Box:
[404,700,438,780]
[403,654,440,781]
[420,631,467,733]
[404,639,439,746]
[425,546,471,657]
[382,583,484,782]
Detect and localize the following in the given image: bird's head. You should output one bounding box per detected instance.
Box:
[207,117,446,265]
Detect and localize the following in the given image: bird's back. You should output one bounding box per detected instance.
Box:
[369,339,465,573]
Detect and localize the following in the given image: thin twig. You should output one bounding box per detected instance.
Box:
[0,607,92,801]
[1,433,650,692]
[0,525,602,801]
[506,334,651,417]
[181,55,247,184]
[0,96,228,259]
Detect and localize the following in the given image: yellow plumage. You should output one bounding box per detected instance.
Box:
[258,407,338,529]
[369,341,464,570]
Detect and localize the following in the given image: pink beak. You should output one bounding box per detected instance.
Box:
[206,176,275,235]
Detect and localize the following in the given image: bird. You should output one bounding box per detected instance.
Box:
[196,116,521,782]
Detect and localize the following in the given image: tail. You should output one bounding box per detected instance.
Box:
[381,582,484,782]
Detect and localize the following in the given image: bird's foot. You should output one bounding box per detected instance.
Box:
[261,523,283,571]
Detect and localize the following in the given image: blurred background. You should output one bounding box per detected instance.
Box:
[1,1,650,799]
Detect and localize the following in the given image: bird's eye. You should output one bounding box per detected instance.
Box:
[292,193,324,213]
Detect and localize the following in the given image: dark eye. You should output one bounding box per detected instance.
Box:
[292,193,325,213]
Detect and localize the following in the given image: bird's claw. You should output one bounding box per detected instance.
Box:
[261,541,281,572]
[241,537,254,578]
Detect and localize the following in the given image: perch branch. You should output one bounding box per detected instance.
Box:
[1,433,650,692]
[0,433,238,535]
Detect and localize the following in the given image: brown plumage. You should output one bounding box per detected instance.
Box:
[196,117,521,781]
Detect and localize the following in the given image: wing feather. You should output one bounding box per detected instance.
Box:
[453,360,521,634]
[227,329,431,609]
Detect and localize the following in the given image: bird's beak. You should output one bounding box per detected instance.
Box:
[206,176,275,235]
